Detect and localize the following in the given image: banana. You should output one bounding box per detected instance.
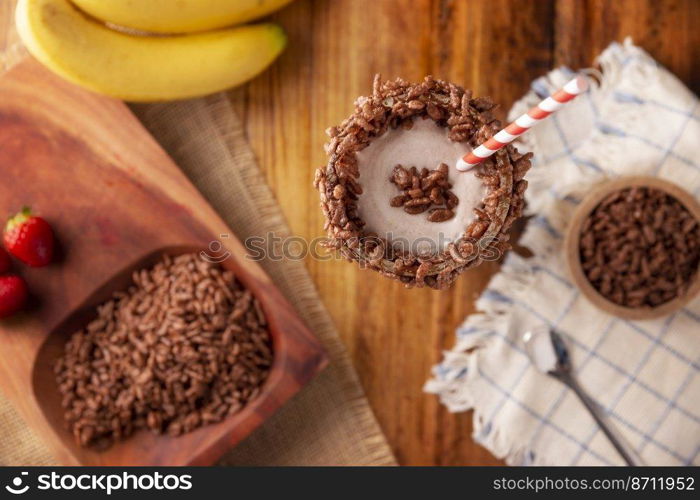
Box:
[70,0,295,34]
[16,0,287,101]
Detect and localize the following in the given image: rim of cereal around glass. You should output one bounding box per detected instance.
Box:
[314,75,533,289]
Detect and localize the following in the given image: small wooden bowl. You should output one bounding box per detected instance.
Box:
[565,176,700,320]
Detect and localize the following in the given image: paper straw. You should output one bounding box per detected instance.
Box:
[456,75,589,171]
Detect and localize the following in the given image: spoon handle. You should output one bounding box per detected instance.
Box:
[556,372,637,466]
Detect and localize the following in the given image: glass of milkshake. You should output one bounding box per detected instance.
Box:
[314,75,532,289]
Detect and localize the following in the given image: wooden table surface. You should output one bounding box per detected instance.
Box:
[229,0,699,465]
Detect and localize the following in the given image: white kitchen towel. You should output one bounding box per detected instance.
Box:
[425,39,700,466]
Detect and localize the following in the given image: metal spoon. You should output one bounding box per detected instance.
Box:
[523,326,638,466]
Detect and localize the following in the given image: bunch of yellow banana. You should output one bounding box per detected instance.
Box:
[16,0,293,101]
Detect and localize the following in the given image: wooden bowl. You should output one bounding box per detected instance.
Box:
[32,246,327,466]
[0,59,327,465]
[565,176,700,320]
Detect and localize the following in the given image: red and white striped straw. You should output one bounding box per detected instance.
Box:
[456,75,589,171]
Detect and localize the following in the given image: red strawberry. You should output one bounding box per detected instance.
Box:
[0,247,10,274]
[4,207,55,267]
[0,275,28,318]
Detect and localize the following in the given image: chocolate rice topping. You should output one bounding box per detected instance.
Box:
[579,186,700,308]
[389,163,459,222]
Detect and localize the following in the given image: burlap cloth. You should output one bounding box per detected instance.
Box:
[0,1,396,467]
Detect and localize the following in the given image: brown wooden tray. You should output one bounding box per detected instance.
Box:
[0,58,327,465]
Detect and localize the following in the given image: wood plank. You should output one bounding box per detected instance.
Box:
[230,0,697,465]
[555,0,699,92]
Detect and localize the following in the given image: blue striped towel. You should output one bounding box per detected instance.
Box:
[425,39,700,466]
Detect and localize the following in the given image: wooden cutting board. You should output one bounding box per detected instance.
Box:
[0,57,327,465]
